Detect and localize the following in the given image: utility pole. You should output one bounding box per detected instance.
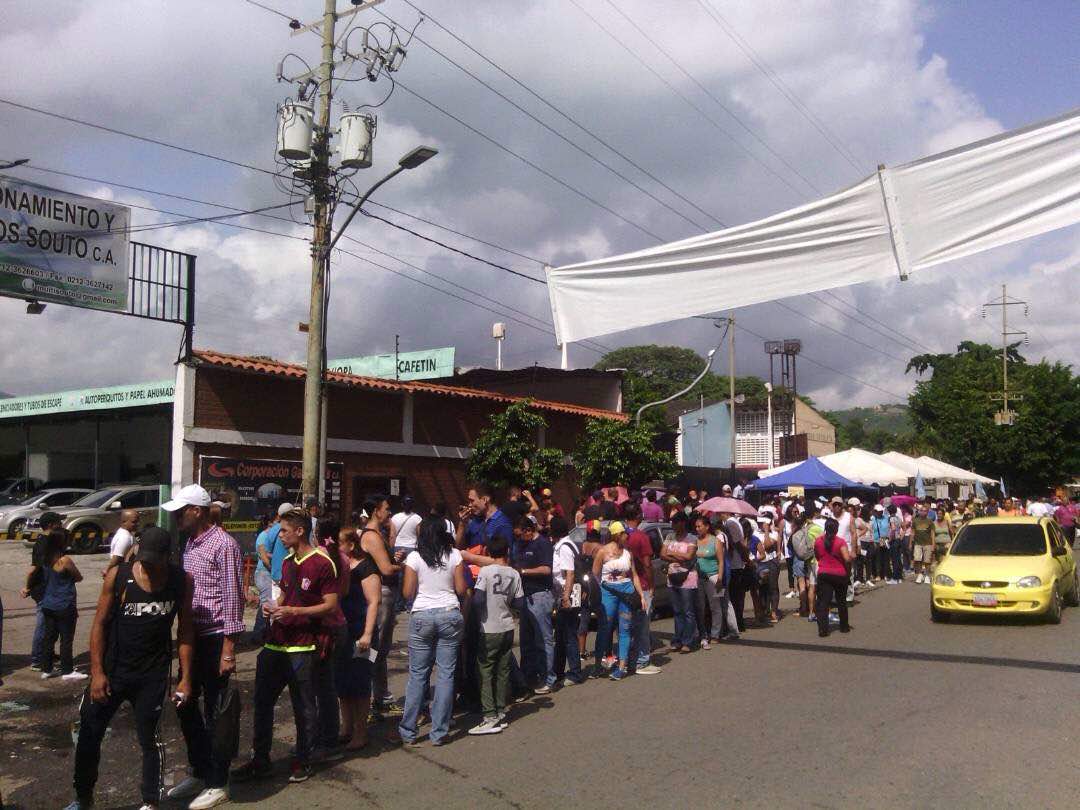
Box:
[728,315,736,485]
[300,0,338,502]
[982,283,1028,426]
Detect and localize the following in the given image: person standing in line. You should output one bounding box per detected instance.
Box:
[398,519,467,746]
[36,530,86,681]
[231,509,339,786]
[469,534,523,735]
[788,510,815,618]
[334,527,380,750]
[514,516,556,694]
[720,512,748,636]
[591,522,645,681]
[870,505,893,584]
[305,497,322,541]
[756,514,782,623]
[911,505,935,584]
[932,508,954,567]
[661,513,698,654]
[624,505,661,674]
[163,485,244,810]
[551,516,584,686]
[252,504,291,644]
[104,509,139,575]
[311,518,348,761]
[358,497,402,720]
[692,515,723,648]
[640,490,664,523]
[389,496,423,554]
[814,517,852,638]
[23,511,64,671]
[65,527,194,810]
[576,523,605,663]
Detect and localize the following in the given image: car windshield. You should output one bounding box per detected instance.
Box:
[950,523,1047,556]
[72,489,122,509]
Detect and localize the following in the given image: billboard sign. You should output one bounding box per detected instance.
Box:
[0,380,174,420]
[0,176,130,311]
[328,347,455,381]
[197,456,344,530]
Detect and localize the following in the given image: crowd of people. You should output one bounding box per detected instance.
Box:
[6,479,1077,809]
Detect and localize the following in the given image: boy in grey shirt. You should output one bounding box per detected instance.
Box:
[469,535,523,735]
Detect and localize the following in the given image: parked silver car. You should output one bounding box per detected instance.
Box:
[23,484,161,553]
[0,488,92,538]
[567,521,673,615]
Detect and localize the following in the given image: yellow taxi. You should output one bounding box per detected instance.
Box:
[930,516,1078,623]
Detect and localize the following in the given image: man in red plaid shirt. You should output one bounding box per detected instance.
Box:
[162,485,244,810]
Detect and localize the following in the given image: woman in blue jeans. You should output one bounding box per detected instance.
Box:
[37,530,86,680]
[591,521,645,681]
[399,518,468,745]
[661,513,699,653]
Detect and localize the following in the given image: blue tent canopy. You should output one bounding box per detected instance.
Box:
[750,456,876,492]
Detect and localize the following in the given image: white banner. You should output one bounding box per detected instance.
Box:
[547,108,1080,344]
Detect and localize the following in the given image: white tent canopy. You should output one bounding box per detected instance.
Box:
[915,455,996,485]
[546,108,1080,345]
[759,448,910,487]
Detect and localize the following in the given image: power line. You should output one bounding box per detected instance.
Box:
[393,79,664,241]
[0,97,277,177]
[817,289,933,352]
[806,291,928,354]
[694,0,867,172]
[606,0,820,194]
[734,320,910,402]
[389,0,726,231]
[771,300,908,363]
[564,0,807,201]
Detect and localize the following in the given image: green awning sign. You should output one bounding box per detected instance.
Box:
[0,380,174,419]
[328,347,455,381]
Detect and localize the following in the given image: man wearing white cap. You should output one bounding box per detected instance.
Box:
[163,485,244,810]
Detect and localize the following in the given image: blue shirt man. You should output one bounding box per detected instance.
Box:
[255,522,287,582]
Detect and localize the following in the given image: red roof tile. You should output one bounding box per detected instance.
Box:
[191,349,626,422]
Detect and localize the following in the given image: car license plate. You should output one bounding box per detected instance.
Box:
[972,593,998,607]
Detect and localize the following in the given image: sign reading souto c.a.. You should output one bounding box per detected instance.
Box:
[0,380,174,419]
[0,176,130,312]
[328,347,455,381]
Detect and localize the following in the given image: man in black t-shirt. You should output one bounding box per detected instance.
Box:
[515,517,555,693]
[67,527,195,810]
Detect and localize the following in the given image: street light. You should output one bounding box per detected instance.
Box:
[764,382,774,469]
[636,344,721,425]
[323,145,437,259]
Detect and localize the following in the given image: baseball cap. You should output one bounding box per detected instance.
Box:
[847,497,862,507]
[779,490,789,497]
[39,511,64,528]
[162,484,211,512]
[542,488,552,497]
[608,521,626,536]
[277,502,295,517]
[756,514,772,524]
[873,504,884,512]
[829,496,843,505]
[722,484,732,492]
[134,526,172,566]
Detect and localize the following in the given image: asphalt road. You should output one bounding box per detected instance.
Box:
[3,541,1079,809]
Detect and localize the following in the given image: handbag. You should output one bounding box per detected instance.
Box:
[211,678,242,763]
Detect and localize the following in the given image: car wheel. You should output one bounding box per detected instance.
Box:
[1065,568,1080,607]
[930,604,949,623]
[1046,584,1063,624]
[71,524,103,554]
[7,518,25,538]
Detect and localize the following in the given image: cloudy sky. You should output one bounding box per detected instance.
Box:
[0,0,1076,408]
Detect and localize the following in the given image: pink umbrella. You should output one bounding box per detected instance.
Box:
[888,494,917,508]
[696,496,759,517]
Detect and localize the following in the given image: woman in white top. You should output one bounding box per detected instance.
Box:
[755,515,782,623]
[398,518,467,745]
[590,521,645,681]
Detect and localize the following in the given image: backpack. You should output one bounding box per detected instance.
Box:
[556,538,593,606]
[791,527,815,562]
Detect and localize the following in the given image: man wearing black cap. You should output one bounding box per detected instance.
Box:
[22,510,65,670]
[65,527,195,810]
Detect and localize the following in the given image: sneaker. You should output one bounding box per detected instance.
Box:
[916,573,925,584]
[62,671,89,681]
[468,717,503,736]
[853,580,863,588]
[309,745,345,764]
[62,801,92,810]
[635,664,662,675]
[784,590,797,600]
[886,579,898,585]
[138,804,158,810]
[30,663,42,672]
[166,776,205,800]
[808,615,817,623]
[495,712,508,728]
[288,762,312,783]
[41,670,60,680]
[430,737,445,747]
[533,684,552,695]
[608,667,625,681]
[561,676,582,687]
[723,632,740,641]
[187,787,229,810]
[601,656,615,670]
[231,759,272,783]
[699,640,711,650]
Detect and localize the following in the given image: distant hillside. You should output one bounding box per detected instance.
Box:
[826,403,911,434]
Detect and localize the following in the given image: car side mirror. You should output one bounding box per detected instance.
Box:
[109,501,122,510]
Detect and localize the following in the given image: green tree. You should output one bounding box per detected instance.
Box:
[594,344,767,428]
[905,341,1080,493]
[571,418,679,491]
[465,400,565,490]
